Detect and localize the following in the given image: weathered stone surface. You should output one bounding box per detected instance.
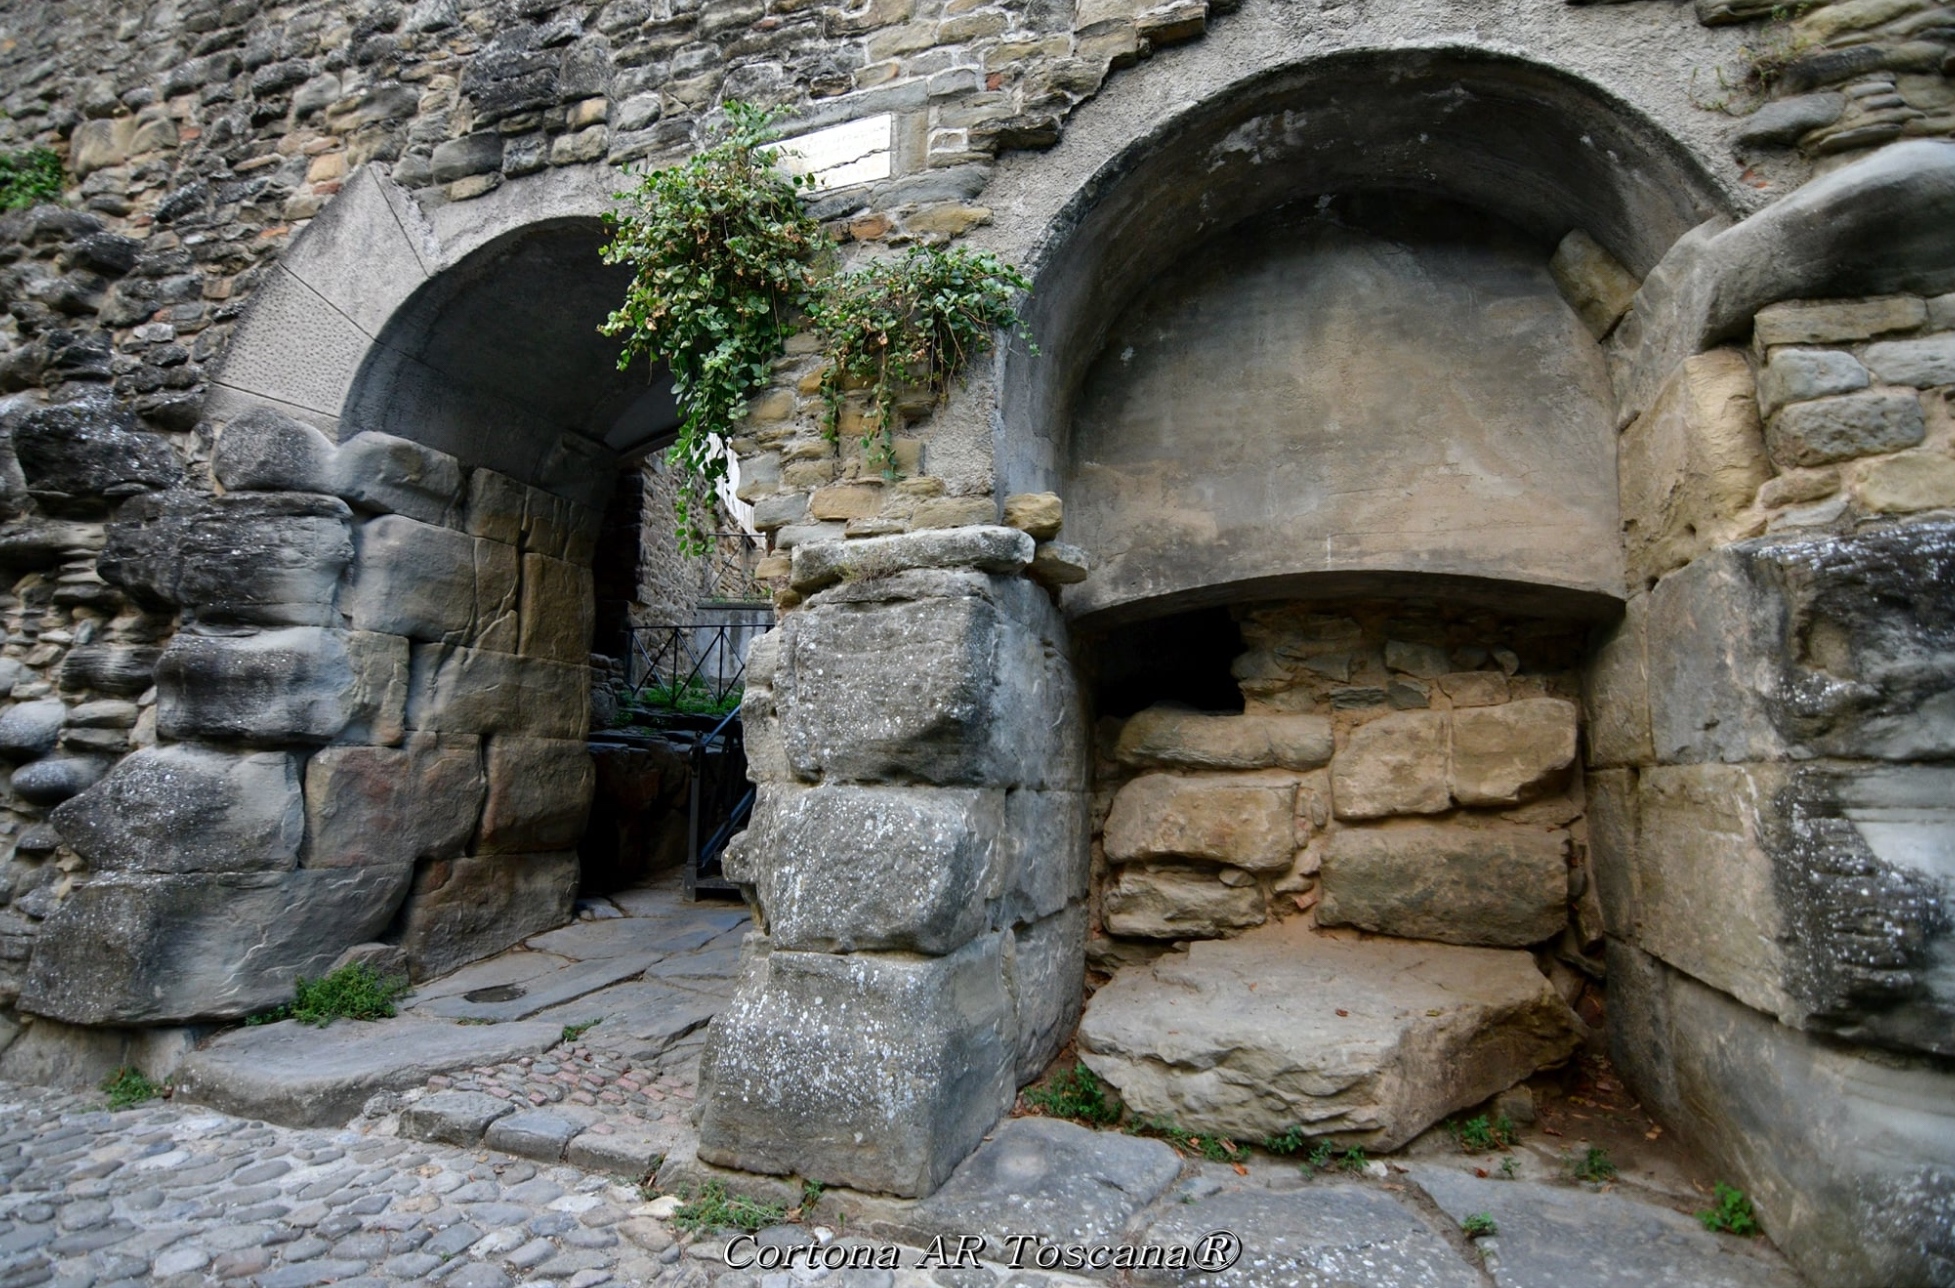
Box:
[565,1120,688,1176]
[484,1107,589,1161]
[156,627,367,745]
[1619,349,1772,585]
[1584,769,1638,944]
[1449,697,1578,806]
[18,865,411,1024]
[1856,449,1955,513]
[1330,710,1450,819]
[1863,333,1955,387]
[1752,294,1927,346]
[12,402,179,512]
[476,737,594,854]
[790,524,1033,592]
[399,1089,517,1146]
[1756,347,1869,417]
[0,698,65,761]
[303,736,484,867]
[342,514,519,646]
[1002,491,1064,541]
[1549,228,1640,339]
[179,493,354,627]
[1582,594,1653,768]
[1103,772,1298,871]
[1610,942,1955,1288]
[696,933,1015,1197]
[1766,389,1925,467]
[1000,788,1090,924]
[733,783,1004,954]
[1008,904,1087,1083]
[333,430,465,525]
[212,405,338,493]
[1101,862,1266,939]
[1078,919,1581,1148]
[1113,707,1331,770]
[1027,540,1090,587]
[57,643,158,696]
[517,552,594,662]
[11,754,109,805]
[1329,814,1563,940]
[1731,91,1843,147]
[174,1016,561,1127]
[51,744,303,874]
[405,643,588,740]
[398,851,577,980]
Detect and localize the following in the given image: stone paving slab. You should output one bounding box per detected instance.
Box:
[172,1017,564,1127]
[529,978,725,1061]
[1407,1165,1805,1288]
[404,949,577,1003]
[411,954,672,1023]
[525,910,749,962]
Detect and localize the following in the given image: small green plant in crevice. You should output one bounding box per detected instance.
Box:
[101,1066,162,1110]
[1498,1156,1520,1180]
[671,1180,789,1234]
[1304,1141,1336,1174]
[798,1178,825,1213]
[0,148,63,211]
[561,1018,602,1044]
[1693,2,1819,114]
[1336,1146,1368,1174]
[1460,1213,1498,1239]
[811,244,1033,475]
[1447,1114,1519,1154]
[1570,1146,1618,1183]
[1263,1125,1308,1156]
[1022,1062,1121,1127]
[1127,1115,1239,1164]
[1698,1182,1760,1236]
[250,962,408,1028]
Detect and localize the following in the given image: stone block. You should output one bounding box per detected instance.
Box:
[1548,229,1640,340]
[1001,491,1063,541]
[57,644,158,697]
[1618,349,1772,587]
[1101,862,1267,939]
[304,736,484,867]
[12,402,179,514]
[1581,595,1652,769]
[696,933,1015,1197]
[1756,347,1869,417]
[397,851,577,980]
[1077,919,1581,1149]
[808,482,884,521]
[95,490,199,608]
[1583,769,1638,943]
[789,524,1033,593]
[17,864,412,1024]
[430,131,504,183]
[333,431,465,525]
[0,699,65,761]
[910,496,996,529]
[999,788,1089,925]
[400,1090,516,1146]
[1007,905,1087,1084]
[1766,389,1925,468]
[11,755,109,805]
[1449,697,1579,806]
[476,737,594,854]
[485,1107,589,1161]
[737,783,1005,954]
[1103,772,1298,872]
[1752,295,1927,346]
[342,515,519,647]
[1609,943,1954,1287]
[156,627,371,746]
[179,493,353,628]
[517,552,594,663]
[213,406,339,493]
[1330,710,1450,819]
[1319,819,1569,947]
[51,745,303,875]
[1863,333,1955,388]
[405,644,588,740]
[1113,707,1332,770]
[1855,449,1955,513]
[1028,540,1090,586]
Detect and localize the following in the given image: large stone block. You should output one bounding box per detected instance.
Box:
[1113,708,1332,770]
[178,493,353,627]
[397,851,577,981]
[1609,942,1954,1287]
[1319,819,1569,948]
[57,644,159,697]
[1583,769,1638,943]
[1863,333,1955,388]
[1618,349,1771,587]
[157,627,373,746]
[476,737,594,854]
[405,643,588,740]
[1330,710,1450,819]
[1630,762,1954,1057]
[1448,697,1578,806]
[303,736,484,867]
[12,401,179,514]
[788,525,1033,593]
[17,865,411,1024]
[735,782,1005,954]
[517,552,594,663]
[1755,347,1868,417]
[50,744,303,875]
[696,933,1015,1197]
[1102,862,1267,939]
[1103,772,1299,872]
[333,430,465,524]
[1078,920,1581,1149]
[1581,594,1653,769]
[999,787,1089,925]
[213,405,338,494]
[1765,389,1925,468]
[1008,904,1087,1084]
[0,699,65,761]
[342,514,520,648]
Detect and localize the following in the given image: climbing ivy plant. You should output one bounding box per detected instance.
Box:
[602,102,1034,546]
[0,148,64,211]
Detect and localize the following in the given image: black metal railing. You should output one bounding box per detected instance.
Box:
[697,530,770,603]
[685,707,752,901]
[625,622,754,713]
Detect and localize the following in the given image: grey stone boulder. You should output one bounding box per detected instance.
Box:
[1319,819,1569,948]
[57,643,158,696]
[11,754,110,806]
[397,851,578,981]
[173,1016,562,1128]
[1114,707,1332,771]
[96,489,204,608]
[213,405,339,493]
[697,932,1016,1197]
[1077,919,1581,1149]
[1863,333,1955,388]
[0,698,66,761]
[304,737,484,868]
[1006,904,1088,1084]
[0,517,107,574]
[399,1089,517,1146]
[156,626,370,745]
[342,514,520,647]
[1765,389,1925,467]
[12,401,178,513]
[333,430,465,525]
[177,492,354,627]
[50,744,303,875]
[18,864,412,1024]
[1103,772,1300,872]
[789,525,1033,593]
[1101,862,1266,940]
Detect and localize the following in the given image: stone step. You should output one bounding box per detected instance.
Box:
[1077,919,1582,1150]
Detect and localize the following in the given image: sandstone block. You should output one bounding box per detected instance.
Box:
[1854,449,1955,513]
[1582,769,1638,943]
[1331,710,1450,819]
[1581,595,1653,769]
[156,627,370,746]
[1548,229,1641,339]
[1077,920,1581,1148]
[333,431,465,525]
[909,496,996,530]
[1103,772,1298,872]
[1101,863,1267,939]
[1028,540,1090,586]
[808,482,883,521]
[342,515,518,647]
[696,933,1015,1197]
[1766,389,1925,468]
[1008,905,1087,1084]
[1384,639,1450,679]
[397,851,577,981]
[50,745,303,875]
[999,788,1090,924]
[1319,820,1569,948]
[1756,347,1869,416]
[405,644,588,741]
[1002,491,1063,541]
[476,737,594,855]
[789,524,1033,592]
[179,493,354,628]
[1449,697,1579,806]
[1753,295,1926,346]
[1114,707,1331,770]
[1437,672,1508,708]
[304,736,484,868]
[213,406,338,493]
[517,552,594,663]
[1863,334,1955,388]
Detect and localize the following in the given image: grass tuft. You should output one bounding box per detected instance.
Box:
[1570,1146,1617,1183]
[1447,1114,1519,1154]
[100,1066,162,1110]
[1023,1062,1121,1127]
[1698,1182,1760,1236]
[671,1181,788,1234]
[1461,1212,1498,1239]
[249,962,408,1028]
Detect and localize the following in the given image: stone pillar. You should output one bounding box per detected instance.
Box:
[696,527,1089,1197]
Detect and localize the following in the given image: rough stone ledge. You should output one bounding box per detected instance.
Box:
[789,525,1033,593]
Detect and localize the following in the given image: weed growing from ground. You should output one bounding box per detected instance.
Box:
[1337,1147,1368,1173]
[249,963,408,1027]
[561,1018,602,1043]
[1498,1156,1520,1180]
[1263,1125,1308,1156]
[1460,1213,1498,1239]
[0,149,63,210]
[1023,1063,1121,1126]
[1304,1142,1336,1173]
[100,1067,161,1109]
[1698,1182,1760,1236]
[672,1181,789,1234]
[1570,1146,1617,1183]
[1447,1114,1519,1153]
[1127,1116,1239,1163]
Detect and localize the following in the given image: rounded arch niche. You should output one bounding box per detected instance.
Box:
[996,46,1737,628]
